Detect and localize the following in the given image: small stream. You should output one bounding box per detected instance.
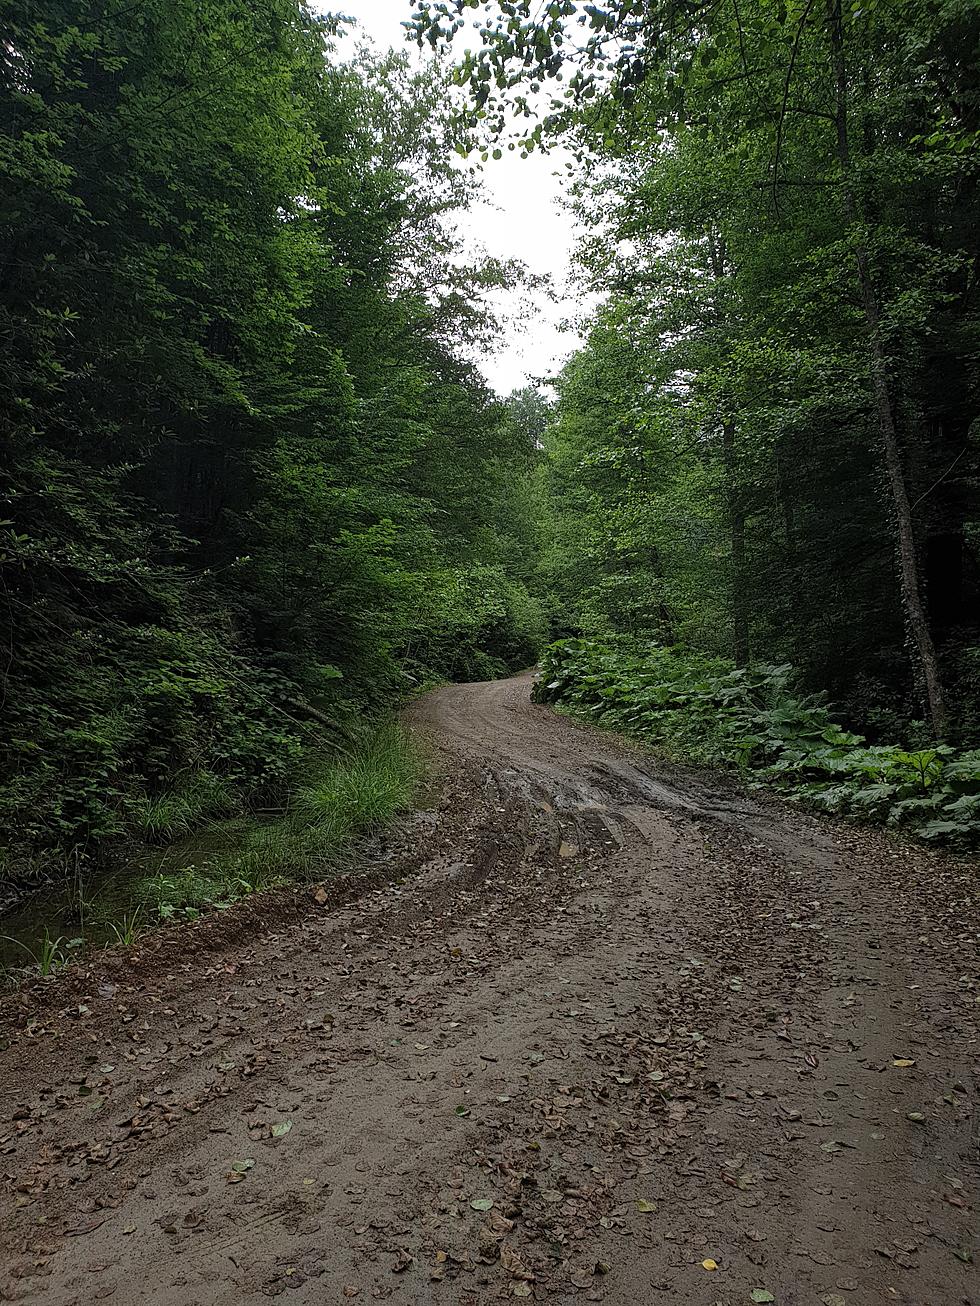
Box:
[0,823,252,976]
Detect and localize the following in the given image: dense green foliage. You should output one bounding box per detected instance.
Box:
[419,0,980,750]
[1,1,545,884]
[4,0,979,908]
[536,639,980,846]
[0,722,419,975]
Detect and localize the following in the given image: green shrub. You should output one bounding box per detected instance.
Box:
[535,638,980,847]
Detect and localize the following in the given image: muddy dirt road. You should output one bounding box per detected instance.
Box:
[1,674,977,1305]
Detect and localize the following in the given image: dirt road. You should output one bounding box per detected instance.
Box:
[1,674,977,1305]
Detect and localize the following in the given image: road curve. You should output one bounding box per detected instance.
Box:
[0,673,976,1305]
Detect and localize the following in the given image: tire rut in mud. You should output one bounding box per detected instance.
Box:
[0,673,976,1306]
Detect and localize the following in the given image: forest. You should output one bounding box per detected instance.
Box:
[1,0,979,932]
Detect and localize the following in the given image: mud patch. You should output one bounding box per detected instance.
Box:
[0,673,976,1306]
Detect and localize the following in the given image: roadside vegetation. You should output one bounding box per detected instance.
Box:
[536,640,980,848]
[1,4,545,918]
[1,723,419,980]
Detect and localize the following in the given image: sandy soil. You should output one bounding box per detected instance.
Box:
[0,672,976,1305]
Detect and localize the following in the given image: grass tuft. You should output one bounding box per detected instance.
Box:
[291,723,420,847]
[135,770,237,843]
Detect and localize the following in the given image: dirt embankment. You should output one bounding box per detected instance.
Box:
[0,673,976,1305]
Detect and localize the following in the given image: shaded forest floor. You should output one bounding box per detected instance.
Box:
[0,674,976,1305]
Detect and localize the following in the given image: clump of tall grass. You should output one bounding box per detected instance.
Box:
[134,770,236,842]
[290,723,420,853]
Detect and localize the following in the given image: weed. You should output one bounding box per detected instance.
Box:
[107,907,143,947]
[1,929,82,976]
[135,771,236,843]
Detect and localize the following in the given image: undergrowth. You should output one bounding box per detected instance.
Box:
[1,723,421,979]
[534,638,980,848]
[129,722,421,920]
[134,770,238,843]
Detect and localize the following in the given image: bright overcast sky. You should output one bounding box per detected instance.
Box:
[316,0,579,395]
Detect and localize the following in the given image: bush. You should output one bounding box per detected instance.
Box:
[400,565,547,684]
[535,638,980,847]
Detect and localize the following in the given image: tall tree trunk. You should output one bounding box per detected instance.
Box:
[825,0,948,738]
[705,229,749,666]
[721,417,750,666]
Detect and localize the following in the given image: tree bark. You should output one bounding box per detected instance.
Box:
[705,228,750,666]
[825,0,948,738]
[721,417,750,666]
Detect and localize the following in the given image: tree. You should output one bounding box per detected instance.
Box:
[0,4,548,875]
[416,0,980,739]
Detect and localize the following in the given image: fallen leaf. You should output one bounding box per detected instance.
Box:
[636,1198,658,1213]
[271,1120,293,1138]
[750,1292,775,1304]
[471,1198,494,1211]
[489,1211,514,1235]
[64,1218,105,1236]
